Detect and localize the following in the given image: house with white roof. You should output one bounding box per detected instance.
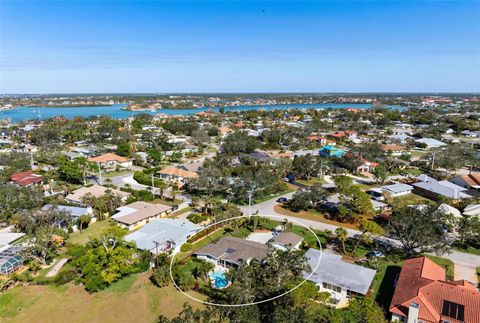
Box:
[412,175,472,200]
[303,249,376,307]
[414,138,447,149]
[125,218,201,255]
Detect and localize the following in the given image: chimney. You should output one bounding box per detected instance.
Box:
[407,302,419,323]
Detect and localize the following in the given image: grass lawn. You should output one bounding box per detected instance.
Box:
[151,198,182,206]
[453,246,480,256]
[370,259,403,313]
[251,188,295,204]
[389,194,435,208]
[67,219,116,245]
[426,255,454,281]
[168,207,192,218]
[296,177,326,187]
[0,273,205,322]
[273,205,360,230]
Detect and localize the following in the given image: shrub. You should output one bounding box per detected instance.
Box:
[55,268,78,285]
[180,242,192,252]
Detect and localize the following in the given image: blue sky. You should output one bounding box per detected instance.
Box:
[1,1,479,93]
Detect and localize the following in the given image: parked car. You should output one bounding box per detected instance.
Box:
[367,250,385,258]
[276,197,288,203]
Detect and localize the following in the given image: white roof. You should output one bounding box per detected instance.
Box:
[125,218,201,252]
[303,249,376,295]
[463,204,480,216]
[382,183,413,194]
[415,138,446,147]
[0,233,25,248]
[437,204,462,218]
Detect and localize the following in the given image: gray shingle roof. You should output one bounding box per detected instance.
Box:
[194,236,268,266]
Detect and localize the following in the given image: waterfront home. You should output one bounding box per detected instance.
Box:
[9,170,44,187]
[194,237,268,269]
[88,153,132,171]
[112,201,173,231]
[319,145,346,158]
[303,249,376,307]
[65,185,130,205]
[389,257,480,323]
[125,218,201,255]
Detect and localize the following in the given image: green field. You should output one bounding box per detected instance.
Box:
[67,219,116,245]
[0,273,204,322]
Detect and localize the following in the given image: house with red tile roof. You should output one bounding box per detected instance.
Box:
[9,171,44,187]
[450,173,480,190]
[390,257,480,323]
[88,153,132,170]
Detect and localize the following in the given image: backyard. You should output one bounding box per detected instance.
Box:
[0,272,205,322]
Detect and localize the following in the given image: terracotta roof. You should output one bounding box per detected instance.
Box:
[66,185,130,204]
[390,257,480,323]
[158,166,198,179]
[10,171,44,186]
[382,144,405,152]
[459,173,480,187]
[113,202,172,226]
[88,153,129,163]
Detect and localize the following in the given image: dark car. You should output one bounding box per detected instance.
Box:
[276,197,288,203]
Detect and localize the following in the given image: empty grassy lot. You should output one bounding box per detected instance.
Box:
[0,272,205,323]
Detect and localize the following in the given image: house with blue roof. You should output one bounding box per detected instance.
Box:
[319,145,346,158]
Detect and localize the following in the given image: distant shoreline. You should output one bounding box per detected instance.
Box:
[18,104,115,108]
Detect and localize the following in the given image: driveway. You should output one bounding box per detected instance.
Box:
[109,173,148,191]
[242,192,480,284]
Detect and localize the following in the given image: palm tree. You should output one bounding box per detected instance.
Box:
[170,184,180,202]
[335,227,348,255]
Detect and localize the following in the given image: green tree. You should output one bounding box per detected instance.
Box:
[335,227,348,255]
[222,131,259,154]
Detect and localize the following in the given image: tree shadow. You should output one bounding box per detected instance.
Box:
[375,265,401,318]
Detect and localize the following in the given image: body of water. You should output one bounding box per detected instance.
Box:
[0,103,404,123]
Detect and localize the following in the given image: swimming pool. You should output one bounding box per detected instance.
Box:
[209,270,230,289]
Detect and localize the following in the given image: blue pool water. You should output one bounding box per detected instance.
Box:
[0,103,405,122]
[209,270,230,289]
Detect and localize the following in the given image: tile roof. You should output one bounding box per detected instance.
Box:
[66,185,130,204]
[390,257,480,323]
[113,202,173,226]
[88,153,129,163]
[158,166,198,179]
[10,171,44,186]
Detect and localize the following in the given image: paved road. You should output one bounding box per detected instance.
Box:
[241,191,480,283]
[46,258,68,277]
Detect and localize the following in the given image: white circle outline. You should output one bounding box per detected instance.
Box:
[169,214,323,307]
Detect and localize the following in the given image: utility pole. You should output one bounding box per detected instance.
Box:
[153,241,160,268]
[431,151,436,171]
[151,173,155,194]
[98,163,103,185]
[247,190,254,216]
[319,159,324,178]
[30,149,35,170]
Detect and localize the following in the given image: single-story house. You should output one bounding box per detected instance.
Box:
[179,160,204,173]
[388,134,413,144]
[319,145,346,158]
[412,175,472,200]
[382,144,405,156]
[449,173,480,190]
[125,218,201,255]
[112,201,174,231]
[368,183,414,201]
[270,232,303,251]
[9,171,44,187]
[303,249,376,306]
[0,232,25,275]
[462,204,480,217]
[157,166,198,183]
[414,138,447,149]
[356,161,379,175]
[42,204,94,222]
[194,236,268,269]
[65,185,130,205]
[88,153,132,170]
[389,257,480,322]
